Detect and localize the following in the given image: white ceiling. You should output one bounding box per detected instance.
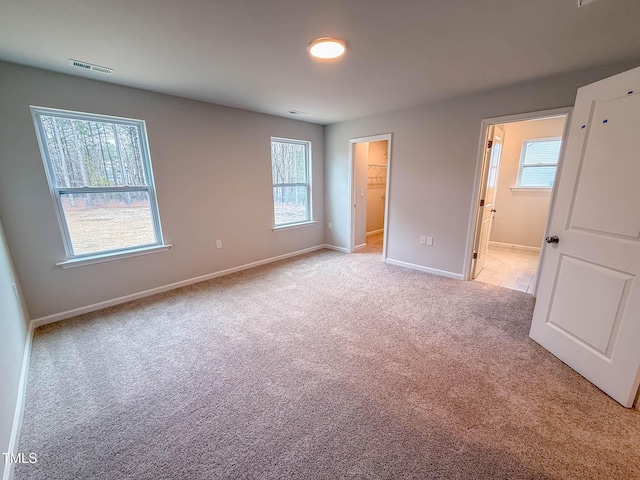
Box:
[1,0,639,124]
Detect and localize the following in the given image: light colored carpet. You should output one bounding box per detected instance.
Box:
[15,247,640,479]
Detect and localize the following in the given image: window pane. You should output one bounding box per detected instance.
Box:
[271,141,307,184]
[520,166,557,187]
[40,116,147,188]
[523,140,561,165]
[273,186,309,225]
[61,192,157,255]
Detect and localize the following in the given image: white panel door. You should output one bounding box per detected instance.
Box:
[530,66,640,407]
[473,126,503,278]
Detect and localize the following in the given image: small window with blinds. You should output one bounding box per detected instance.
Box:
[516,138,562,188]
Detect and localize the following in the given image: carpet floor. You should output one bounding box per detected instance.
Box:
[14,247,640,479]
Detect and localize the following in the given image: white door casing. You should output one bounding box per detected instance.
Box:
[530,66,640,408]
[472,126,503,278]
[348,134,393,258]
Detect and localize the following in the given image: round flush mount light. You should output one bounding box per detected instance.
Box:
[308,37,346,59]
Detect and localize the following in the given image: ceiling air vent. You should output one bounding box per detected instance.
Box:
[68,59,113,75]
[287,110,307,116]
[578,0,600,6]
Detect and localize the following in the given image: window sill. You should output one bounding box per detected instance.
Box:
[57,244,172,269]
[510,186,552,192]
[272,221,317,232]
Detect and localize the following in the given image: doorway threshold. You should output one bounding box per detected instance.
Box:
[473,245,538,294]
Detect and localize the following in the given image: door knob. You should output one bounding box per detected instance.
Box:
[545,235,559,244]
[491,209,497,213]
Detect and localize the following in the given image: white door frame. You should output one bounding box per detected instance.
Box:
[348,133,393,259]
[463,107,573,285]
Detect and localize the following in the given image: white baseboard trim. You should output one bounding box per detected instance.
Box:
[322,244,349,253]
[3,326,33,480]
[385,258,464,280]
[354,243,367,251]
[366,229,384,237]
[489,241,541,252]
[31,244,328,328]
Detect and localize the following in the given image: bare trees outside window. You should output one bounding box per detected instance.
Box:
[271,138,311,227]
[31,107,164,259]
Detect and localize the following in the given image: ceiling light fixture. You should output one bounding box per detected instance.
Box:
[308,37,346,60]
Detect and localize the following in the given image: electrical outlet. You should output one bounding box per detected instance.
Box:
[426,236,433,246]
[216,240,222,249]
[328,222,332,230]
[419,235,426,245]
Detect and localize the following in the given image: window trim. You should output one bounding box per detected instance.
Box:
[57,244,171,269]
[271,221,317,232]
[30,106,167,263]
[270,137,312,228]
[515,136,562,188]
[510,186,553,192]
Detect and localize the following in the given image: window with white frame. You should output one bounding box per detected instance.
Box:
[271,138,312,227]
[517,138,562,188]
[31,106,165,261]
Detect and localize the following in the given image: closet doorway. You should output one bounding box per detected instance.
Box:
[348,133,392,259]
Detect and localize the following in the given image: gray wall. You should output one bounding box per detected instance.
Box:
[324,61,640,276]
[0,61,324,319]
[0,218,29,465]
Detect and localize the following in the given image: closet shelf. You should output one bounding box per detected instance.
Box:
[367,164,387,186]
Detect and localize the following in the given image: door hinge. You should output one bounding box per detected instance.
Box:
[487,140,493,149]
[473,252,478,259]
[479,199,485,207]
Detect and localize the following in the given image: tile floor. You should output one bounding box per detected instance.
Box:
[366,231,384,247]
[473,245,540,294]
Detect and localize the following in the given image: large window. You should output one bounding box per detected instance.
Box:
[517,138,562,188]
[271,138,312,227]
[31,107,165,263]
